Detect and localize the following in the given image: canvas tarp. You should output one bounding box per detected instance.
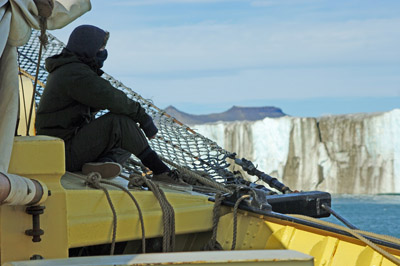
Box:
[0,0,91,172]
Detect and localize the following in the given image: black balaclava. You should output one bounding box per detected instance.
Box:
[66,25,109,71]
[96,49,108,69]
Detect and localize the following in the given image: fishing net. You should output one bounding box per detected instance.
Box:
[18,30,285,193]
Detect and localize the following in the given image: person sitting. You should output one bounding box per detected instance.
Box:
[35,24,190,190]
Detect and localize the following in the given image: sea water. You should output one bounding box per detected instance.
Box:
[321,194,400,239]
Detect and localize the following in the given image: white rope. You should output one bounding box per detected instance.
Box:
[3,173,36,205]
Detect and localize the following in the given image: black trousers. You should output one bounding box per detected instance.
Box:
[65,113,149,171]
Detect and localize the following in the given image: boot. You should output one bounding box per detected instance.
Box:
[82,162,122,179]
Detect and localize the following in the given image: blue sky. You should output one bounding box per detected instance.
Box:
[51,0,400,117]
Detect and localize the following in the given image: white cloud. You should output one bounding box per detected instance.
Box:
[113,0,319,6]
[112,0,245,7]
[49,0,400,115]
[251,0,320,7]
[106,17,400,76]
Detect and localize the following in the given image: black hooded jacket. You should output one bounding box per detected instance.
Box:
[35,25,156,141]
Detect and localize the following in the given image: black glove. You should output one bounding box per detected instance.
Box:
[141,117,158,139]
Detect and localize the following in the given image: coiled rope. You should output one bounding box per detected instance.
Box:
[128,174,176,252]
[99,179,146,253]
[83,172,117,255]
[202,193,224,251]
[69,172,147,254]
[231,194,251,250]
[26,0,53,135]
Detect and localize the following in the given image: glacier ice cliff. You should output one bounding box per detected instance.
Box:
[194,109,400,194]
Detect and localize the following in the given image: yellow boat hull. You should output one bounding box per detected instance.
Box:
[1,136,399,266]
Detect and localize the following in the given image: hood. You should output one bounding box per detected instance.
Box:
[66,25,108,58]
[45,49,81,73]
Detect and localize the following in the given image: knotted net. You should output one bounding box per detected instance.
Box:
[17,30,273,192]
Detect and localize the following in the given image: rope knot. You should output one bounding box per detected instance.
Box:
[86,172,102,188]
[33,0,54,47]
[128,174,146,188]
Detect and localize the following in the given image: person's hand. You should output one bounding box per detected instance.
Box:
[34,0,54,18]
[141,117,158,139]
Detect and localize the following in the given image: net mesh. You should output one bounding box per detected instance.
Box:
[17,30,260,191]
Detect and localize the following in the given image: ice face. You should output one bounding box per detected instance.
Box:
[194,109,400,194]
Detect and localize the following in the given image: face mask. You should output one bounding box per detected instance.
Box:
[96,49,108,68]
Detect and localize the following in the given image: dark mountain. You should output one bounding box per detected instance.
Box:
[164,105,287,125]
